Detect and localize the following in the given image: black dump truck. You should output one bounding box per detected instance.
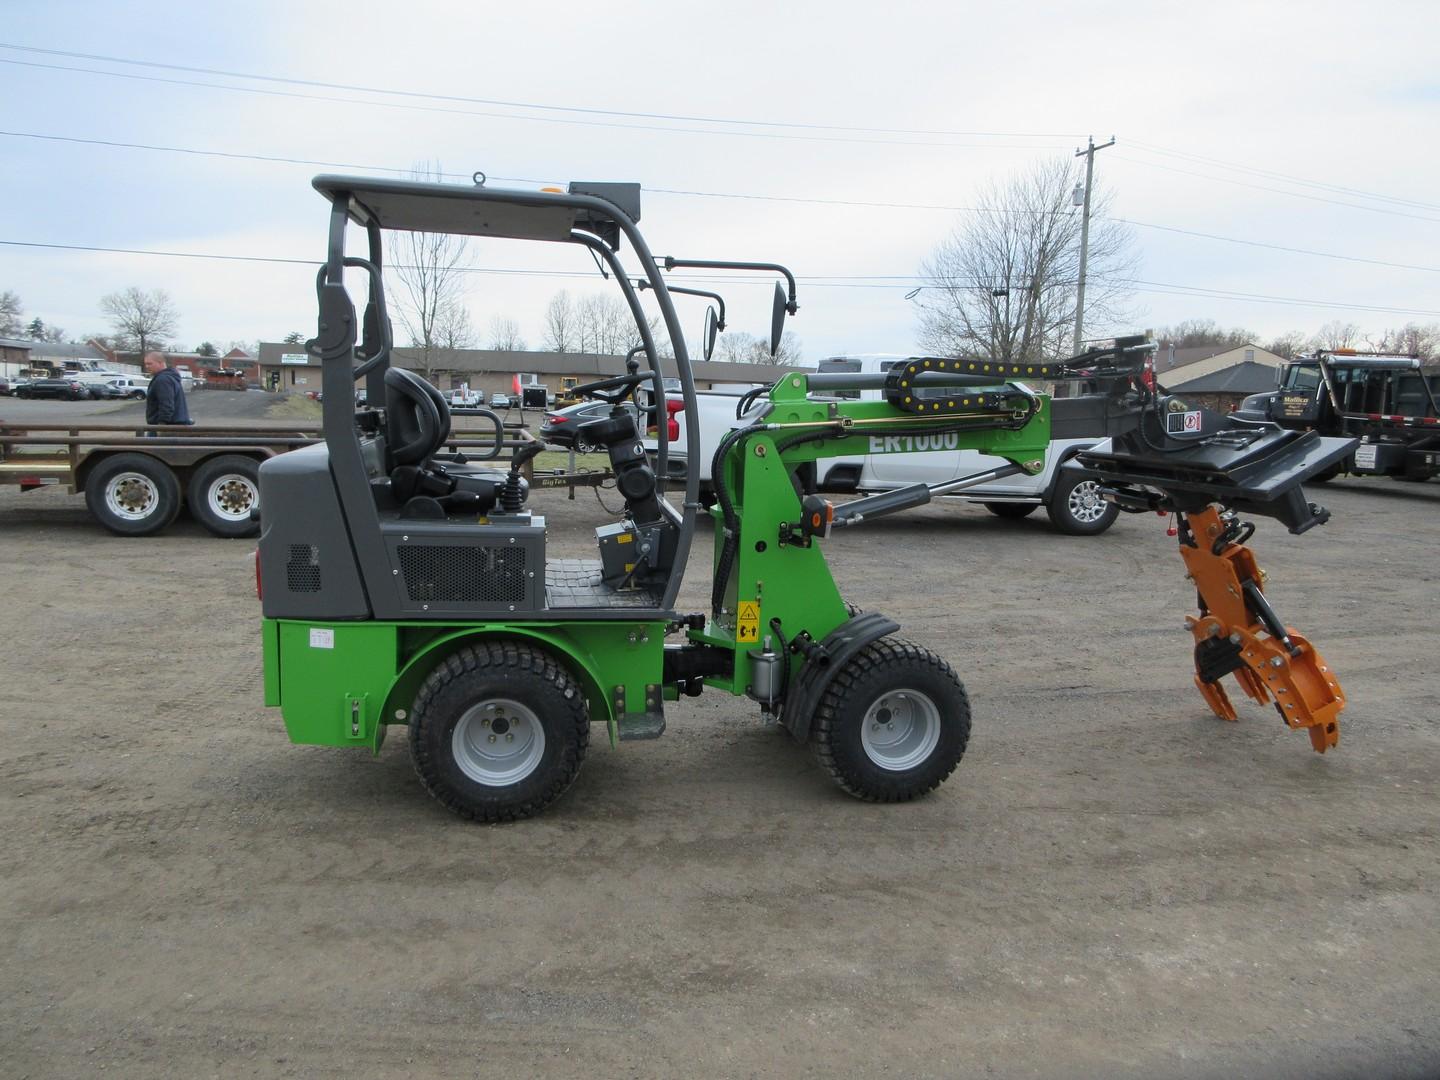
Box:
[1236,350,1440,482]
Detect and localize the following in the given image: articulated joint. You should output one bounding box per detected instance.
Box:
[1179,506,1346,753]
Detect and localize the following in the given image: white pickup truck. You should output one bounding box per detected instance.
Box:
[655,354,1120,535]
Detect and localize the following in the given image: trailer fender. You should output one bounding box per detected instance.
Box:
[378,626,617,752]
[780,611,900,743]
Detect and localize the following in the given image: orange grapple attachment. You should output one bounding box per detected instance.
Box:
[1178,507,1345,753]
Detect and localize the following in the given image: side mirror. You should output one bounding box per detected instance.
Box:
[770,280,788,358]
[703,306,719,361]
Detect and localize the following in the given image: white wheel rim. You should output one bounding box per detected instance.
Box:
[452,699,546,786]
[860,688,941,771]
[104,472,159,521]
[1067,479,1108,524]
[207,474,258,522]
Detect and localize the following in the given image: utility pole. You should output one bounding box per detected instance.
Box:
[1071,135,1115,359]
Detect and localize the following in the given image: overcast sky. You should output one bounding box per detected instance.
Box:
[4,0,1438,363]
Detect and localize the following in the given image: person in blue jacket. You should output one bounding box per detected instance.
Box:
[143,352,193,426]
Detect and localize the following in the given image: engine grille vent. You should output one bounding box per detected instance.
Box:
[286,544,322,592]
[397,544,527,604]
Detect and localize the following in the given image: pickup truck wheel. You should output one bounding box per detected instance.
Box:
[187,455,261,538]
[84,453,182,537]
[408,641,590,822]
[1046,469,1119,536]
[810,638,970,802]
[983,502,1038,520]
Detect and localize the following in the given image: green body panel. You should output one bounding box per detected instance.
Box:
[265,617,666,752]
[689,370,1052,697]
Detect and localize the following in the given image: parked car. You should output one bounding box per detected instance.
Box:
[15,374,93,400]
[540,399,639,452]
[96,376,150,400]
[489,394,512,409]
[0,377,13,396]
[447,388,482,407]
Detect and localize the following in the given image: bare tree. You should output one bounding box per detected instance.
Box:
[100,287,178,358]
[0,290,24,337]
[575,295,630,354]
[386,162,471,379]
[542,291,577,352]
[1368,322,1440,361]
[434,301,476,352]
[915,157,1136,363]
[486,315,527,351]
[1263,331,1310,359]
[1153,319,1258,350]
[711,330,801,366]
[1311,321,1362,351]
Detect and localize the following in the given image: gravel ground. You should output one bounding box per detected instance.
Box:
[1,474,1438,1079]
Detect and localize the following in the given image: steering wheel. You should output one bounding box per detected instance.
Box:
[571,370,654,406]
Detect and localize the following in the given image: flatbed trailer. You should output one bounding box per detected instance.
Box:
[0,417,524,538]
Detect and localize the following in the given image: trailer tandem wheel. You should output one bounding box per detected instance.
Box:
[187,455,261,538]
[407,641,591,822]
[810,638,970,802]
[83,453,183,537]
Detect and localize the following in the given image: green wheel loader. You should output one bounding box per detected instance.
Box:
[258,174,1355,821]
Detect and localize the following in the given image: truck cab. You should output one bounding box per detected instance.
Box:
[1238,351,1440,481]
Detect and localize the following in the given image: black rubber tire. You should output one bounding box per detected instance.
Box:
[131,390,146,400]
[810,638,970,802]
[186,455,261,538]
[83,453,183,537]
[408,641,590,822]
[983,502,1038,519]
[1046,468,1120,536]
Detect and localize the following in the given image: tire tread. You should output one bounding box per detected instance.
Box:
[810,637,970,802]
[408,640,589,823]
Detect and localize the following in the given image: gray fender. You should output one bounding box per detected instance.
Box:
[780,611,899,743]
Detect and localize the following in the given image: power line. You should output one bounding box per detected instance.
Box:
[1128,139,1440,213]
[0,57,1069,151]
[1111,152,1440,224]
[0,41,1085,141]
[7,239,1439,317]
[8,129,1438,276]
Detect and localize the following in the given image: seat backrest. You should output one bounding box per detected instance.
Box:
[384,367,451,466]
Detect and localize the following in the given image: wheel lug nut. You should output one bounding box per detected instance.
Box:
[887,723,894,731]
[482,718,490,727]
[488,734,496,743]
[506,733,514,742]
[871,723,879,731]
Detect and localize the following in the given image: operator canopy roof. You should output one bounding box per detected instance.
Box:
[312,175,641,249]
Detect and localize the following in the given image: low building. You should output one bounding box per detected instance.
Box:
[0,337,33,379]
[1168,360,1279,412]
[1154,342,1284,384]
[255,343,788,397]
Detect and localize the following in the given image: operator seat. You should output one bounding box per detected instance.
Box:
[383,367,515,517]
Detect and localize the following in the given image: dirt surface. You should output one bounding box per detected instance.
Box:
[2,475,1438,1079]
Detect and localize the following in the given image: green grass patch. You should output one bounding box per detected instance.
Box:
[267,395,324,421]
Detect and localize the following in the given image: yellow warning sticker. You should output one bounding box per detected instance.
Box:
[736,600,761,643]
